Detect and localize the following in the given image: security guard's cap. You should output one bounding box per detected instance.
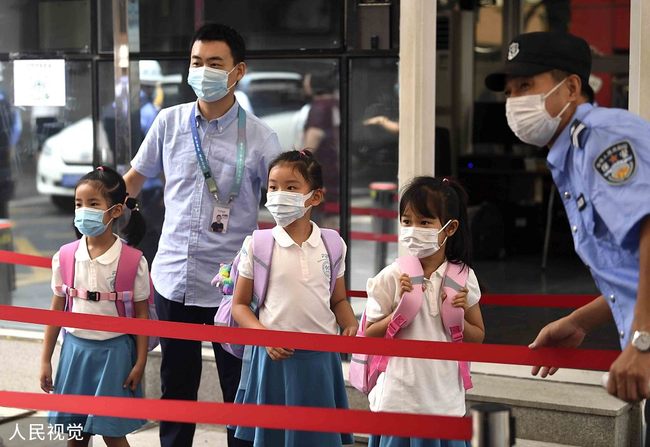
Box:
[485,32,591,92]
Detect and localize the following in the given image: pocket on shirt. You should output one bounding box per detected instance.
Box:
[582,205,624,267]
[164,131,198,178]
[209,156,237,196]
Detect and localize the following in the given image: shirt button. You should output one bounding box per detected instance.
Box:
[563,191,572,200]
[620,331,625,339]
[571,225,578,233]
[609,294,615,303]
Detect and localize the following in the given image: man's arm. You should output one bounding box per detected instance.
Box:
[123,168,147,198]
[632,216,650,335]
[530,295,611,377]
[607,216,650,401]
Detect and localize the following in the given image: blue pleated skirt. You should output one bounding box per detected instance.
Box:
[233,345,354,446]
[49,333,146,437]
[368,435,470,447]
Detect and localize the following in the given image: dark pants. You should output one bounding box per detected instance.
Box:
[155,290,253,447]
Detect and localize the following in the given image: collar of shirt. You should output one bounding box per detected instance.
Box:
[547,103,594,171]
[272,222,322,248]
[194,99,240,134]
[74,235,122,265]
[423,260,448,284]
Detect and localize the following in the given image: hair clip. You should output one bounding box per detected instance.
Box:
[442,177,450,184]
[97,166,104,172]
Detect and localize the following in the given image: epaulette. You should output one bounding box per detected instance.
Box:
[570,119,587,149]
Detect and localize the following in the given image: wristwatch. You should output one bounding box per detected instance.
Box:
[631,331,650,352]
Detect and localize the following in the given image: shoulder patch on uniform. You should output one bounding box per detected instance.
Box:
[593,141,636,185]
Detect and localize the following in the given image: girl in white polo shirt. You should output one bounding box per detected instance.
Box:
[231,150,358,446]
[365,176,485,447]
[40,166,150,446]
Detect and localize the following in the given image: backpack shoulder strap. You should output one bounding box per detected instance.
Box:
[114,243,144,318]
[390,255,425,334]
[58,240,81,312]
[320,228,344,294]
[442,261,473,390]
[251,229,275,310]
[443,261,469,292]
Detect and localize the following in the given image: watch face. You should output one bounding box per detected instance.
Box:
[633,331,650,351]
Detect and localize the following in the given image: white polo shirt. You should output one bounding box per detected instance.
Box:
[51,236,150,340]
[237,223,346,335]
[365,261,480,416]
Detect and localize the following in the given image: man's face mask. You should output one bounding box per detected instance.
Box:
[505,78,572,147]
[187,65,237,102]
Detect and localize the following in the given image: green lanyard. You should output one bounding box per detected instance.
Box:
[190,104,247,204]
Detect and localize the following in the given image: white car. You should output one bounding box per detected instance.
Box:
[36,116,111,208]
[37,70,307,209]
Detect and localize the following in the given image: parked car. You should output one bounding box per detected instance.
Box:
[37,70,308,209]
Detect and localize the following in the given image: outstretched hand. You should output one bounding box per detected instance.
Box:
[529,315,587,377]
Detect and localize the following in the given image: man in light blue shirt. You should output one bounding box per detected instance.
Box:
[485,31,650,428]
[124,23,281,447]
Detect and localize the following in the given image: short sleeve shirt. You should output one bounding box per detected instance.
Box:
[237,223,346,335]
[547,103,650,347]
[51,236,150,340]
[364,261,480,415]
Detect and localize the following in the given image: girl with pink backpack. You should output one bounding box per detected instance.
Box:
[230,150,358,446]
[40,166,150,447]
[363,176,485,447]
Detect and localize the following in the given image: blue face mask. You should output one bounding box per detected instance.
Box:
[74,206,114,237]
[187,66,237,102]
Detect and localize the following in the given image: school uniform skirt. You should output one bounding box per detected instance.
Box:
[234,345,354,446]
[49,333,146,437]
[368,435,470,447]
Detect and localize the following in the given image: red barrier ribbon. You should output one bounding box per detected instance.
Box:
[0,250,52,269]
[350,291,599,309]
[0,250,600,309]
[0,305,619,370]
[349,231,398,243]
[0,391,472,439]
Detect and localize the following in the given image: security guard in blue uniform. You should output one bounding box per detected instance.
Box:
[485,32,650,410]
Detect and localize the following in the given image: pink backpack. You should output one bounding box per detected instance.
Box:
[213,228,344,359]
[56,239,159,351]
[349,257,471,394]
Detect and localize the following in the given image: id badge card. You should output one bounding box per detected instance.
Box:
[210,204,231,233]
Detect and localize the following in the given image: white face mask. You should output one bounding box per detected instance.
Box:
[505,78,572,147]
[265,190,314,227]
[399,221,451,258]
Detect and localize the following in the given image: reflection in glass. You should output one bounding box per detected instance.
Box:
[100,0,343,53]
[0,0,91,53]
[348,58,398,297]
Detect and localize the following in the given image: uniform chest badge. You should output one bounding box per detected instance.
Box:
[594,141,636,184]
[508,42,519,60]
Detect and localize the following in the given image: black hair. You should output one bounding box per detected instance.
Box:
[191,23,246,64]
[399,176,472,268]
[74,166,146,246]
[267,149,324,190]
[308,70,338,95]
[550,69,593,104]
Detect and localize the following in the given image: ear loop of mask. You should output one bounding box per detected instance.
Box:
[543,77,573,118]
